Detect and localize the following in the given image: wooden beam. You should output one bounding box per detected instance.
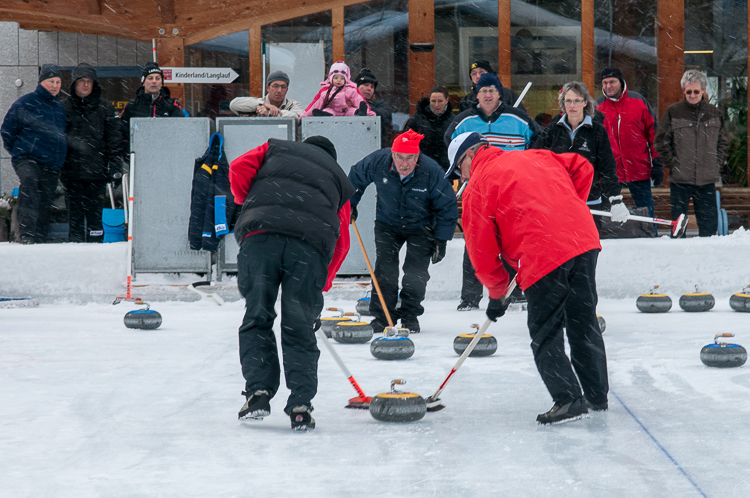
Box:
[656,0,684,118]
[158,0,176,25]
[249,25,263,98]
[332,6,345,63]
[84,0,101,16]
[581,0,594,93]
[158,37,185,104]
[408,0,434,114]
[497,0,511,88]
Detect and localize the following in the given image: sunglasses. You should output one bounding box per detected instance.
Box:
[684,90,702,95]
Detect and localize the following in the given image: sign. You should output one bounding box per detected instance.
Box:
[162,67,239,84]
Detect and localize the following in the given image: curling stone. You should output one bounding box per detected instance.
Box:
[453,323,497,357]
[0,297,39,309]
[369,379,426,423]
[320,307,352,338]
[679,286,715,312]
[356,292,373,316]
[370,327,414,360]
[332,313,372,344]
[636,286,672,313]
[729,286,750,312]
[597,315,606,334]
[700,333,747,368]
[124,306,162,330]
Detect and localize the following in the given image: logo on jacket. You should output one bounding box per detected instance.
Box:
[578,140,590,152]
[382,177,388,184]
[411,188,427,192]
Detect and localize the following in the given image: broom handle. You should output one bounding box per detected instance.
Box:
[316,328,368,400]
[352,219,394,328]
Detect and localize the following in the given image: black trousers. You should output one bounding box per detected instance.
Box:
[524,249,608,406]
[237,234,327,414]
[370,222,434,324]
[670,182,717,237]
[63,179,107,243]
[13,158,60,243]
[461,247,522,305]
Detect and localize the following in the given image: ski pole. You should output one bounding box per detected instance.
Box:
[514,82,532,108]
[315,327,372,409]
[425,276,517,412]
[351,219,396,332]
[590,209,688,238]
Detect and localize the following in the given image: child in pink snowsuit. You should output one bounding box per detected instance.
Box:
[303,61,376,117]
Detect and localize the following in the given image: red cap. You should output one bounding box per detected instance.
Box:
[391,129,424,154]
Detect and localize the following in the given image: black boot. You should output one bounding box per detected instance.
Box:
[238,390,271,420]
[290,405,315,431]
[536,398,589,425]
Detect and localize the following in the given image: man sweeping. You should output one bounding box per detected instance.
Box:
[229,136,355,431]
[448,132,608,425]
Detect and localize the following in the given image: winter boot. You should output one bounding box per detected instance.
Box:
[401,317,420,334]
[585,399,609,412]
[238,390,271,421]
[536,398,589,425]
[290,405,315,431]
[457,300,480,311]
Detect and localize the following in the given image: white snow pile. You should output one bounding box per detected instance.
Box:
[1,228,749,303]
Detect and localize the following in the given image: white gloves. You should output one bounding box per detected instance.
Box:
[608,195,629,223]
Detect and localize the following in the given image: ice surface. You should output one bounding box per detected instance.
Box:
[1,233,750,496]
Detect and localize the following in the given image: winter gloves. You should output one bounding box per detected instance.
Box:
[431,240,447,264]
[312,109,333,117]
[651,157,664,187]
[608,195,629,223]
[354,102,369,117]
[486,297,509,322]
[350,205,358,224]
[313,317,321,332]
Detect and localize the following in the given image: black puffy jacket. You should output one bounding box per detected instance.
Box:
[367,98,393,148]
[403,98,454,172]
[119,86,184,156]
[62,65,121,182]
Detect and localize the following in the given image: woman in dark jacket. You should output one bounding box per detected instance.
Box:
[403,86,454,172]
[531,81,621,229]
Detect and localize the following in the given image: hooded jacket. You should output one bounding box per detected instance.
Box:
[596,82,659,183]
[302,62,376,117]
[462,146,601,296]
[119,86,185,156]
[403,97,454,171]
[1,84,67,170]
[62,64,121,182]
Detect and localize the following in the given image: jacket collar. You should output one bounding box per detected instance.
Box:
[603,81,628,103]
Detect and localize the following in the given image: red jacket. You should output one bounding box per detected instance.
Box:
[229,142,351,292]
[462,146,601,297]
[596,85,658,183]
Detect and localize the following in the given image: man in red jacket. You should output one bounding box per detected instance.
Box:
[229,136,355,431]
[448,132,608,425]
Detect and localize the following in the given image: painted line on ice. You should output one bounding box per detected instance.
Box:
[612,390,707,498]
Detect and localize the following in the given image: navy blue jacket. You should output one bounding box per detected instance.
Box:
[1,84,67,170]
[348,148,458,241]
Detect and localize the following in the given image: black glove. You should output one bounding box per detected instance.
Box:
[486,297,509,322]
[312,109,333,117]
[350,205,358,224]
[431,240,447,264]
[354,101,369,117]
[313,317,321,332]
[651,157,664,187]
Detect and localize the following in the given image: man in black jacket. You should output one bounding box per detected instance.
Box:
[354,68,393,148]
[62,63,122,243]
[348,130,458,333]
[120,62,184,158]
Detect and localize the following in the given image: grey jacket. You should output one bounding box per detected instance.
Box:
[229,95,303,118]
[655,99,728,186]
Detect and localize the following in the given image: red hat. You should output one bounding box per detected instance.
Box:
[391,129,424,154]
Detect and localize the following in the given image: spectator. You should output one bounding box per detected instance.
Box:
[61,63,122,243]
[229,71,303,118]
[655,70,728,237]
[354,68,393,148]
[229,136,355,431]
[348,130,458,334]
[302,61,375,117]
[120,62,185,157]
[403,86,454,172]
[531,81,625,230]
[1,64,67,244]
[450,132,607,425]
[596,68,663,224]
[459,60,527,114]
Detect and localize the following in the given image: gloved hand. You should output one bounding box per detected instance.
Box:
[486,297,509,322]
[651,157,664,187]
[313,317,321,332]
[354,101,369,117]
[350,205,358,224]
[312,109,333,117]
[431,240,447,264]
[608,195,629,223]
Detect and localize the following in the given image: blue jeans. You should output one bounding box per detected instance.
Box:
[626,179,656,235]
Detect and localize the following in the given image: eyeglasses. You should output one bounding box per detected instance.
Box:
[477,88,499,95]
[684,90,702,95]
[268,84,287,90]
[564,99,585,106]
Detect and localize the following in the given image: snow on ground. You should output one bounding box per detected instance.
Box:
[1,232,750,497]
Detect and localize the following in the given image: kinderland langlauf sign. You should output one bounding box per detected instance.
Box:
[162,67,239,84]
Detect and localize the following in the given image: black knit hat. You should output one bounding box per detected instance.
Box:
[303,136,337,161]
[354,68,378,90]
[141,62,164,83]
[469,60,495,75]
[38,64,62,83]
[601,67,624,89]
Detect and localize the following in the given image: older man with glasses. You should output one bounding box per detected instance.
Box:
[229,71,303,118]
[655,69,728,237]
